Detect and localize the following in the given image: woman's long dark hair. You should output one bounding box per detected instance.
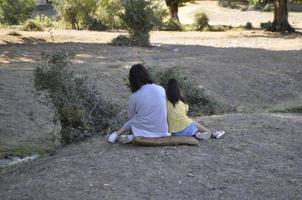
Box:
[167,79,185,106]
[129,64,154,93]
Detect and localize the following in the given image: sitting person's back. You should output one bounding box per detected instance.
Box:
[167,99,192,133]
[127,83,169,137]
[107,64,170,144]
[166,79,214,140]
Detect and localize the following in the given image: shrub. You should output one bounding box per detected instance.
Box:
[87,17,107,31]
[263,3,273,11]
[123,67,233,116]
[22,20,44,31]
[260,21,272,29]
[95,0,167,31]
[0,0,35,25]
[34,52,122,144]
[240,6,248,11]
[114,0,156,47]
[269,101,302,113]
[151,0,169,30]
[162,18,183,31]
[245,22,253,29]
[193,12,209,31]
[7,31,22,36]
[111,35,134,46]
[150,67,236,116]
[33,15,54,28]
[207,25,233,32]
[218,0,250,10]
[219,0,231,7]
[52,0,97,29]
[95,0,124,30]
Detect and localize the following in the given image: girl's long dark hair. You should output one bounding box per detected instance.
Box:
[129,64,153,93]
[167,79,185,106]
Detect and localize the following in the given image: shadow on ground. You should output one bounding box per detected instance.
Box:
[0,42,301,199]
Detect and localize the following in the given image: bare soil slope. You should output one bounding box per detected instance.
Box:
[0,29,302,199]
[1,113,302,200]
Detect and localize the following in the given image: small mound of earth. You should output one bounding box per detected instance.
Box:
[1,113,301,200]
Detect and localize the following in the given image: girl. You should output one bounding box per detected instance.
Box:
[107,64,170,144]
[166,79,225,139]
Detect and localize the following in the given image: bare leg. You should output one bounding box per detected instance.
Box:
[116,127,129,136]
[107,127,130,143]
[193,121,211,133]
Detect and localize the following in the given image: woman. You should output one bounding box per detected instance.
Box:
[107,64,170,143]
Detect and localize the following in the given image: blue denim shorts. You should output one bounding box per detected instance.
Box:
[173,123,198,137]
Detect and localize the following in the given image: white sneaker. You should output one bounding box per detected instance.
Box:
[195,132,211,140]
[211,130,226,139]
[118,135,134,144]
[107,132,119,143]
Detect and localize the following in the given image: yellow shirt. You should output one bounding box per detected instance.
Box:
[167,100,193,133]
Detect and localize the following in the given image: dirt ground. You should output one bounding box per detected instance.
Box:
[1,113,302,200]
[1,3,302,199]
[179,1,302,28]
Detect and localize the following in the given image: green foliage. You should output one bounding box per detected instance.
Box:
[87,18,107,31]
[112,0,156,47]
[52,0,98,29]
[260,21,272,29]
[111,35,134,46]
[165,0,195,7]
[151,0,169,29]
[193,12,209,31]
[0,145,51,159]
[218,0,248,9]
[33,15,55,28]
[22,19,44,31]
[162,18,183,31]
[95,0,124,29]
[263,3,273,11]
[245,22,253,29]
[269,101,302,113]
[288,2,302,12]
[121,0,154,45]
[34,52,122,144]
[0,0,35,25]
[249,0,265,7]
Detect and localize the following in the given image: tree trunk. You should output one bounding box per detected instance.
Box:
[165,0,180,22]
[268,0,295,33]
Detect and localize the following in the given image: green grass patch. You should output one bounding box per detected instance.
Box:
[0,145,53,159]
[268,101,302,113]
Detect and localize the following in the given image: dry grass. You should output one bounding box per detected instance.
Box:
[269,100,302,113]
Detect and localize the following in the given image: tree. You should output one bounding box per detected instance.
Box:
[164,0,194,22]
[52,0,97,29]
[0,0,35,25]
[267,0,295,33]
[121,0,155,46]
[95,0,124,29]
